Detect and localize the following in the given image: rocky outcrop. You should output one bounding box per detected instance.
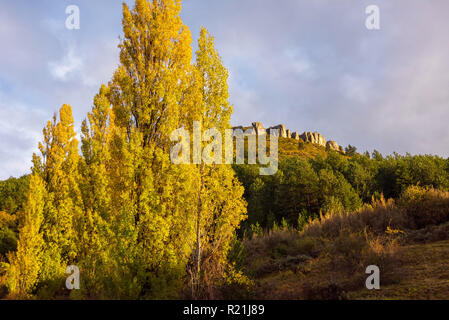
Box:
[231,123,345,153]
[291,132,300,140]
[252,122,266,135]
[326,141,340,152]
[232,125,256,135]
[267,124,287,138]
[300,132,326,147]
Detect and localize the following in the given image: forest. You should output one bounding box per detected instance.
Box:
[235,143,449,232]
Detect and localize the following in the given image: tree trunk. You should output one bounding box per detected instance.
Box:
[194,164,204,297]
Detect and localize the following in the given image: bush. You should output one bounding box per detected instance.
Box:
[406,221,449,243]
[398,186,449,229]
[0,227,17,257]
[301,196,405,239]
[228,234,246,270]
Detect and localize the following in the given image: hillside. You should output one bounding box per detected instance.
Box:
[239,237,449,300]
[351,240,449,300]
[278,138,332,159]
[232,189,449,300]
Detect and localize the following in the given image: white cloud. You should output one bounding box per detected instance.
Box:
[284,49,312,75]
[0,92,46,179]
[48,45,84,81]
[1,0,449,179]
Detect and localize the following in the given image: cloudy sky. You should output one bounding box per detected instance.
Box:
[0,0,448,179]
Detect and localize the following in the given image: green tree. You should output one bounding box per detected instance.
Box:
[345,144,357,156]
[0,175,29,215]
[275,158,320,226]
[318,169,362,213]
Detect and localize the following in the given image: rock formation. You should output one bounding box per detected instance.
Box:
[300,132,326,147]
[231,123,345,154]
[326,141,340,152]
[232,125,255,135]
[252,122,266,135]
[267,124,287,138]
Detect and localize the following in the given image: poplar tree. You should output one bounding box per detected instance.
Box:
[79,85,115,296]
[107,0,198,297]
[35,104,83,285]
[7,105,82,297]
[6,174,46,298]
[190,28,247,298]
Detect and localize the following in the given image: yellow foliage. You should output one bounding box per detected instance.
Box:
[6,174,45,298]
[0,211,16,228]
[7,0,247,300]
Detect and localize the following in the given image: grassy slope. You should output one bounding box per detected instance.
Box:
[244,236,449,300]
[278,138,332,159]
[349,240,449,300]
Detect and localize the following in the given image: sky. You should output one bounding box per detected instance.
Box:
[0,0,448,179]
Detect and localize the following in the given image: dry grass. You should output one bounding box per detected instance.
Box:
[277,138,333,159]
[302,187,449,240]
[240,228,400,299]
[348,240,449,300]
[302,196,405,239]
[238,187,449,300]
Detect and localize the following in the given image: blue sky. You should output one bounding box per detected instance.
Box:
[1,0,449,179]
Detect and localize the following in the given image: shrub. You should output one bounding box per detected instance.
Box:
[0,228,17,257]
[0,211,17,228]
[398,186,449,229]
[301,196,405,239]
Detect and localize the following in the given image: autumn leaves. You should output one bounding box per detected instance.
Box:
[6,0,247,299]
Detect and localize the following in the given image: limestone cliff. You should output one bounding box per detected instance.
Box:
[300,132,326,147]
[232,122,345,153]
